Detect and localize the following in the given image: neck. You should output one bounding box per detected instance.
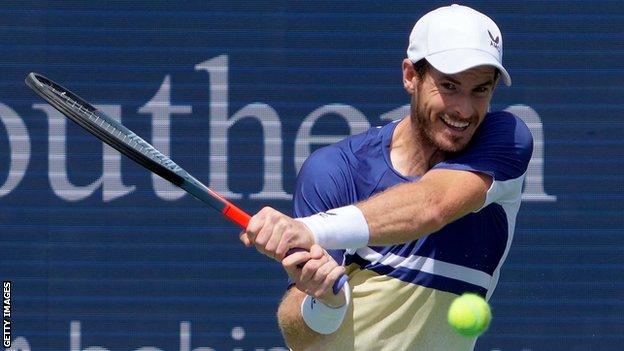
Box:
[389,116,445,177]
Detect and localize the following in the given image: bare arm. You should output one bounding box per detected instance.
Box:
[241,168,491,259]
[277,288,322,351]
[275,246,346,350]
[358,169,492,246]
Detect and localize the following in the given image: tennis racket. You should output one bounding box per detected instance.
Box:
[25,72,347,294]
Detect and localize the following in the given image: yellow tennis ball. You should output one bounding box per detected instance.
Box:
[447,293,491,337]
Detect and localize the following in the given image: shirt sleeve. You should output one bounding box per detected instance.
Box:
[433,111,534,208]
[292,145,355,267]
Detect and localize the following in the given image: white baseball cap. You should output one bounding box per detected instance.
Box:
[407,4,511,86]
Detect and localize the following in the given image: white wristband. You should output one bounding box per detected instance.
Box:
[296,205,369,249]
[300,282,351,335]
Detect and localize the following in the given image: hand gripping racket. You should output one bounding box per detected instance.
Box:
[25,72,348,295]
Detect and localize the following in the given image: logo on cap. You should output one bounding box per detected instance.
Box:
[488,29,501,53]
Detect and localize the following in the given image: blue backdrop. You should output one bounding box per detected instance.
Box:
[0,1,622,350]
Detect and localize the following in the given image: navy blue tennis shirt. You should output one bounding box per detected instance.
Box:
[293,111,533,298]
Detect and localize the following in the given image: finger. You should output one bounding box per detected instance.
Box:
[311,257,336,286]
[282,253,312,283]
[245,207,272,244]
[239,231,252,247]
[254,214,277,248]
[264,218,288,258]
[322,265,346,293]
[282,250,312,270]
[275,236,290,258]
[304,259,338,299]
[316,265,348,304]
[310,265,344,298]
[309,244,325,260]
[299,257,323,284]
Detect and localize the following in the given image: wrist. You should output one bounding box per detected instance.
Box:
[300,282,351,335]
[295,205,369,249]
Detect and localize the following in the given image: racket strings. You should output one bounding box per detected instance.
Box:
[47,83,183,174]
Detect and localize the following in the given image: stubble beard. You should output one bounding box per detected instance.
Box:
[410,90,470,154]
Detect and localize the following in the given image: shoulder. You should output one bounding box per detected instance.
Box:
[299,124,386,178]
[294,125,387,215]
[297,142,349,183]
[465,111,534,167]
[437,111,534,182]
[478,111,534,158]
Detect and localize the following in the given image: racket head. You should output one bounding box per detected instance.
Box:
[25,73,341,292]
[25,72,185,186]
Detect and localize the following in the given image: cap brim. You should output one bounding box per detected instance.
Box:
[425,49,511,86]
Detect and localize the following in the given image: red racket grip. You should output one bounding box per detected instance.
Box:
[222,203,251,228]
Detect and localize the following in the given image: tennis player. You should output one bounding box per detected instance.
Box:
[241,4,533,350]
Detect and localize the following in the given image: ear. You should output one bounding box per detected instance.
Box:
[493,69,501,91]
[402,59,418,94]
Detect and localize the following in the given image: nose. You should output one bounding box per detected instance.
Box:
[452,95,473,120]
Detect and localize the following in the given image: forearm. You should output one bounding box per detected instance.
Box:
[357,179,445,246]
[277,288,324,351]
[357,170,490,246]
[291,169,489,252]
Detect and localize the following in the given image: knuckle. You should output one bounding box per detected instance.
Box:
[282,232,292,245]
[336,266,346,276]
[244,227,256,237]
[322,271,333,284]
[302,262,318,276]
[255,232,268,246]
[312,270,326,284]
[309,260,321,270]
[267,213,279,225]
[248,214,262,228]
[246,227,259,240]
[328,269,343,282]
[275,243,287,256]
[300,265,312,277]
[265,239,277,252]
[315,262,328,275]
[282,230,295,244]
[274,218,286,232]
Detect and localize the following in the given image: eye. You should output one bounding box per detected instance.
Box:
[473,86,490,96]
[441,82,456,91]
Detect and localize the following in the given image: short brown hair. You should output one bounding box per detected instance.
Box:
[413,59,500,82]
[412,59,429,80]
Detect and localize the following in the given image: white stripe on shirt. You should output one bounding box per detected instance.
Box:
[355,247,493,290]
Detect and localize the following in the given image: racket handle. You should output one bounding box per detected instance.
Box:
[286,248,348,295]
[222,203,251,228]
[333,274,349,295]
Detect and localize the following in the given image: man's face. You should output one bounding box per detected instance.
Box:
[411,65,497,153]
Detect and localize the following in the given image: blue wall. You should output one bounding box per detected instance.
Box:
[0,1,622,350]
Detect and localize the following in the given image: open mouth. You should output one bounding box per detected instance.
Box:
[440,115,470,132]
